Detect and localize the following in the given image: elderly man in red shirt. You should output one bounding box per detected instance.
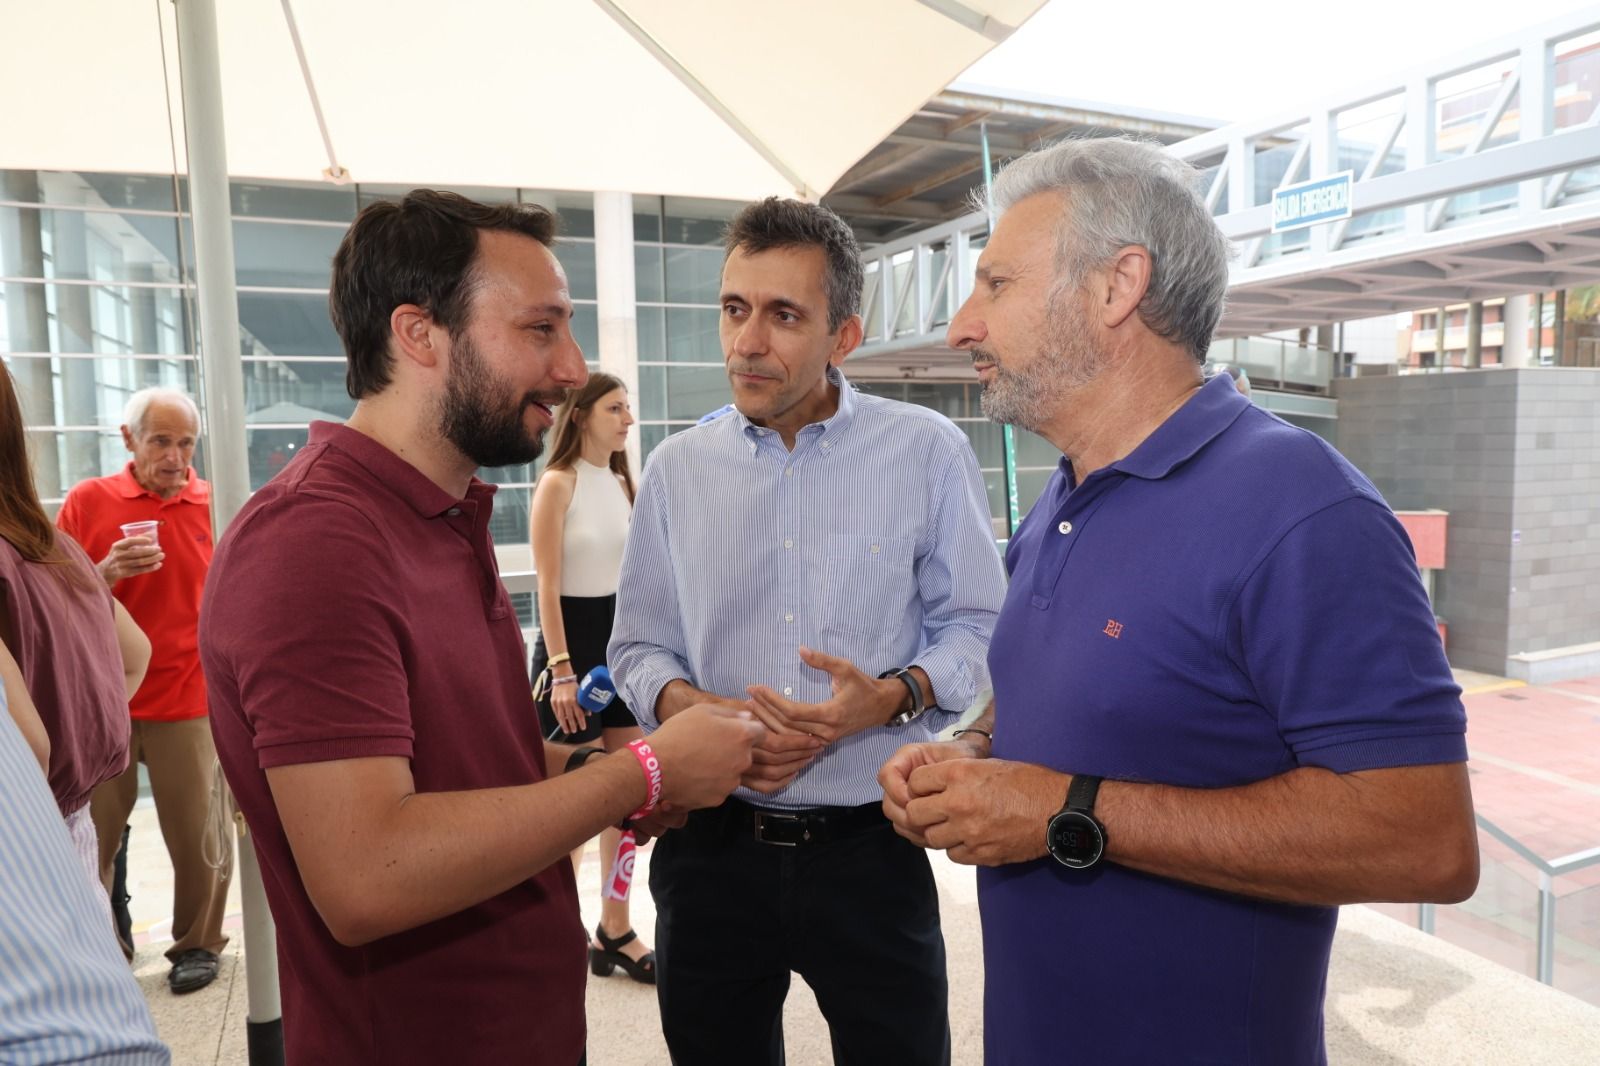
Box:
[57,387,231,995]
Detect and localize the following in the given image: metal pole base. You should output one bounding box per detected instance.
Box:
[246,1018,285,1066]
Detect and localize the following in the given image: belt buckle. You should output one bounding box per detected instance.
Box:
[752,810,806,847]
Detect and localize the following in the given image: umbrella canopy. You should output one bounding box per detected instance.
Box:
[2,0,1044,200]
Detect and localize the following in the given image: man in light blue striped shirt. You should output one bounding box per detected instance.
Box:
[609,198,1004,1066]
[0,651,170,1066]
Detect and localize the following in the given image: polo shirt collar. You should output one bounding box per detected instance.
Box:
[113,462,210,504]
[1110,373,1251,481]
[308,421,495,518]
[734,365,857,443]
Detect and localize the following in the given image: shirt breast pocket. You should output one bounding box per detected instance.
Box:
[822,533,917,640]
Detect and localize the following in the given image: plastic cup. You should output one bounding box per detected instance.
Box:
[119,520,160,547]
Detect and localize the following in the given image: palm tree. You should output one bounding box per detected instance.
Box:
[1564,284,1600,322]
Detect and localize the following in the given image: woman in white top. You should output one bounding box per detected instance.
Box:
[528,372,655,983]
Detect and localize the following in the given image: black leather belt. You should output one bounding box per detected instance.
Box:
[725,798,888,847]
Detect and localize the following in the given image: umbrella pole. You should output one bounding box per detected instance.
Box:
[236,827,283,1065]
[173,1,284,1063]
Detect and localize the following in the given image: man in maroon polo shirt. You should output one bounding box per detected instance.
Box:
[200,191,761,1065]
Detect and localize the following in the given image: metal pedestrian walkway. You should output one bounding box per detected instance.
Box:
[851,9,1600,362]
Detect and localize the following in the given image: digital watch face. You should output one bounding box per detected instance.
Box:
[1047,810,1105,869]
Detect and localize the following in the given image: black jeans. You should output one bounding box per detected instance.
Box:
[649,800,950,1066]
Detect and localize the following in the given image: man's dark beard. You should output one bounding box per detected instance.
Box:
[439,331,551,468]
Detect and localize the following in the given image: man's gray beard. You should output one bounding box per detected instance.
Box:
[979,300,1106,433]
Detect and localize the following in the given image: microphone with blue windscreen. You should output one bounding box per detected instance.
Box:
[545,665,616,740]
[576,665,616,714]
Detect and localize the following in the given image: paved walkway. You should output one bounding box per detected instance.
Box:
[127,845,1600,1066]
[122,670,1600,1062]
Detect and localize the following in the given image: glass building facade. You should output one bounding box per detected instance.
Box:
[632,196,737,453]
[2,170,1060,626]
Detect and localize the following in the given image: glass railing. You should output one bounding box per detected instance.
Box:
[1374,815,1600,1005]
[1208,337,1335,393]
[1557,880,1600,1000]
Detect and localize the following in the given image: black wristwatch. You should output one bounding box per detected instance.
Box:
[878,667,927,726]
[563,746,605,774]
[1046,774,1106,869]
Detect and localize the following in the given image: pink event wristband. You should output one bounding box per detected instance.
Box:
[626,739,663,821]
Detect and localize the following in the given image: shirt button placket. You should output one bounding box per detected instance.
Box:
[780,441,802,696]
[1037,500,1092,603]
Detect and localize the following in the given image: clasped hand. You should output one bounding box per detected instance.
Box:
[878,741,1067,867]
[738,646,899,794]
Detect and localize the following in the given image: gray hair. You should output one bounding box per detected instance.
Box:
[123,387,201,438]
[986,136,1232,362]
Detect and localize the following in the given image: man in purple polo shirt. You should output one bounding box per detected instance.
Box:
[202,191,761,1065]
[880,138,1478,1065]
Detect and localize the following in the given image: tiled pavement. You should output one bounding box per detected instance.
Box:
[123,670,1600,1062]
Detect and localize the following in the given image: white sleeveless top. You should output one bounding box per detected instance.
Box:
[559,459,632,597]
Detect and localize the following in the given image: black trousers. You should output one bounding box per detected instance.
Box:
[649,800,950,1066]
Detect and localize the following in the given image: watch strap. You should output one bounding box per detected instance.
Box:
[878,667,924,725]
[1066,773,1102,814]
[563,746,605,774]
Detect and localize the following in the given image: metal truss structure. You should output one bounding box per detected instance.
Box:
[851,9,1600,368]
[1181,8,1600,336]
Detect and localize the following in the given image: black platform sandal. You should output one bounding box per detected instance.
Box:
[590,925,656,985]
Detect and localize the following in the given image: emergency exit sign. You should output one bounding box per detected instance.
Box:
[1271,172,1353,233]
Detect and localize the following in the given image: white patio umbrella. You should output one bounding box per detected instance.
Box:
[3,2,1044,1063]
[1,0,1044,200]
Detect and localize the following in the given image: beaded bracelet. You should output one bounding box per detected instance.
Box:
[531,663,578,701]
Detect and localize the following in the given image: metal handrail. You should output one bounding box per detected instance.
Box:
[1418,813,1600,985]
[1475,813,1600,877]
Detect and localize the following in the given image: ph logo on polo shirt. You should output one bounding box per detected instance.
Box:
[1103,619,1124,639]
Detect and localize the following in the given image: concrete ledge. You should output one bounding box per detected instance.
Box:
[1507,642,1600,685]
[1332,906,1600,1064]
